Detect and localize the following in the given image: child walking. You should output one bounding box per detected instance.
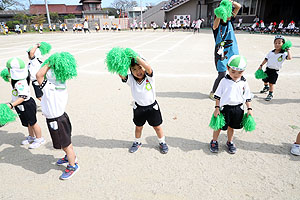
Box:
[120,57,169,154]
[258,35,292,101]
[36,52,79,180]
[210,55,253,154]
[6,57,45,149]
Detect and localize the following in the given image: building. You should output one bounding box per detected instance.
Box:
[126,7,147,19]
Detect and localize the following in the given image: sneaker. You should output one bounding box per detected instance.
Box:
[210,140,219,153]
[129,142,142,153]
[260,87,269,93]
[21,136,35,145]
[265,94,273,101]
[209,92,215,101]
[56,155,78,165]
[291,143,300,156]
[226,141,237,154]
[159,143,169,154]
[60,163,80,180]
[29,137,45,149]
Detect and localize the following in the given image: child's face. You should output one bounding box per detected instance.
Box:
[131,64,145,80]
[227,67,244,81]
[274,39,284,50]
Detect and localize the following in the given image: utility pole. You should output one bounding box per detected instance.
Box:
[140,0,143,30]
[45,0,51,27]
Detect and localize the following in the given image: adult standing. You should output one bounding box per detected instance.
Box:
[209,0,241,100]
[83,19,90,33]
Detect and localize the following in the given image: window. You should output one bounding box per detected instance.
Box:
[236,0,258,16]
[89,4,96,11]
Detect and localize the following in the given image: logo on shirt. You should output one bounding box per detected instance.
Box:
[145,79,152,91]
[12,89,18,96]
[277,55,283,62]
[17,82,24,91]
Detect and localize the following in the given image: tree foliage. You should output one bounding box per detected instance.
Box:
[64,14,76,20]
[102,7,118,18]
[14,13,30,24]
[50,12,59,23]
[0,0,25,10]
[31,14,46,24]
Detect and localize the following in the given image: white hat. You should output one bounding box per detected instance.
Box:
[227,55,247,71]
[6,57,28,80]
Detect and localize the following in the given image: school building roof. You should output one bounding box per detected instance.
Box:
[30,4,83,15]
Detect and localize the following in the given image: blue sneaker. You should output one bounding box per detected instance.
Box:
[210,140,219,153]
[56,155,78,165]
[129,142,142,153]
[60,163,80,180]
[159,143,169,154]
[226,141,237,154]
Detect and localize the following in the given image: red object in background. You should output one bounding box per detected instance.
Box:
[273,22,277,26]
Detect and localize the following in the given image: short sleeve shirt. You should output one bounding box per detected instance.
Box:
[28,58,42,81]
[124,71,156,106]
[266,50,288,70]
[214,75,252,107]
[12,79,31,102]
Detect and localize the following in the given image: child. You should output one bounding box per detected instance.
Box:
[36,52,79,180]
[291,132,300,156]
[119,57,169,154]
[6,57,45,149]
[210,55,253,154]
[258,35,292,101]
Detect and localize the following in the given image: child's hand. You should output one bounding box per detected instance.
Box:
[214,108,220,117]
[258,65,262,70]
[247,109,253,117]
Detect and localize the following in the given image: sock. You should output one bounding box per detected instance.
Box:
[212,140,217,143]
[264,85,269,88]
[158,136,166,144]
[134,137,141,144]
[269,91,273,95]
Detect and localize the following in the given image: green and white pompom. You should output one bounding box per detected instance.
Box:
[254,69,268,79]
[1,68,10,82]
[39,42,52,55]
[0,104,17,126]
[242,113,256,132]
[227,55,247,71]
[214,0,232,22]
[209,113,226,131]
[105,47,138,77]
[282,40,292,51]
[42,52,77,82]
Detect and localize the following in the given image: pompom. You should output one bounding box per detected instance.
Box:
[42,52,77,82]
[282,40,292,50]
[209,113,226,131]
[0,104,17,126]
[255,69,268,79]
[214,0,232,22]
[39,42,52,55]
[1,68,10,82]
[105,47,138,77]
[242,113,256,132]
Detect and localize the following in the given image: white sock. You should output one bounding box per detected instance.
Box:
[158,136,166,144]
[134,138,141,144]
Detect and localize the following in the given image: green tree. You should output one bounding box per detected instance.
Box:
[14,13,30,24]
[64,14,76,20]
[6,20,20,29]
[31,14,46,25]
[50,12,59,23]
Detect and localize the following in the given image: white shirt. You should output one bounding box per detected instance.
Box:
[125,71,156,106]
[266,50,288,70]
[214,75,252,108]
[84,21,88,28]
[40,69,68,119]
[28,57,42,81]
[12,79,31,102]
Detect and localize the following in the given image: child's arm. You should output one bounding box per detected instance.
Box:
[245,102,253,116]
[36,64,50,85]
[8,98,25,109]
[137,57,152,75]
[212,17,220,30]
[286,49,292,60]
[231,0,241,17]
[213,99,221,117]
[258,58,267,69]
[29,43,40,59]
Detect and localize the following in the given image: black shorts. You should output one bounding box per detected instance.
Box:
[220,104,244,130]
[32,81,43,98]
[46,112,72,149]
[133,101,163,127]
[262,67,279,84]
[15,97,37,127]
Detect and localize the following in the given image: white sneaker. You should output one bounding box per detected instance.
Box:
[21,136,36,145]
[291,143,300,156]
[29,137,45,149]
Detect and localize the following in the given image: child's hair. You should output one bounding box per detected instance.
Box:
[130,58,137,67]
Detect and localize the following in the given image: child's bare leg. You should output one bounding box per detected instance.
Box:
[31,123,42,138]
[63,144,76,166]
[27,125,35,137]
[212,129,221,141]
[135,126,143,139]
[153,125,164,138]
[269,83,274,92]
[295,132,300,144]
[227,127,234,142]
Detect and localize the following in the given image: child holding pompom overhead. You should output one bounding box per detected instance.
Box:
[36,52,79,180]
[106,47,169,154]
[210,55,253,154]
[258,35,292,101]
[209,0,241,100]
